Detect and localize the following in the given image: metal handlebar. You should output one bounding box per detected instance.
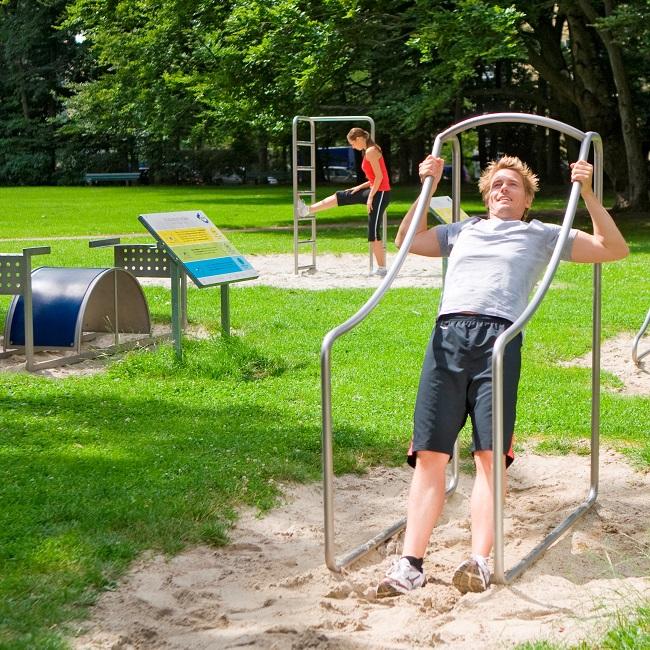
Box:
[321,112,603,577]
[632,307,650,367]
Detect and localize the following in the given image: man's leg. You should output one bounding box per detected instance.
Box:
[379,318,468,596]
[402,450,450,557]
[377,451,449,597]
[470,449,507,556]
[453,450,506,594]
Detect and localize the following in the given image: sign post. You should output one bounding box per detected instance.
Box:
[139,210,258,358]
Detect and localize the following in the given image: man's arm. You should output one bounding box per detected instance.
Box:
[569,160,629,263]
[395,156,445,257]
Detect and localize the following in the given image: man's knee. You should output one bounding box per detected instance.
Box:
[415,450,450,471]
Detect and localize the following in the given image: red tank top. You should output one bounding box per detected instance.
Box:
[361,152,391,191]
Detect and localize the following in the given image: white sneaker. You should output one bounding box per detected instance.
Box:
[296,198,310,217]
[373,266,387,277]
[452,555,490,594]
[376,557,425,597]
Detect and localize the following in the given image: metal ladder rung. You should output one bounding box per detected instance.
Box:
[296,166,315,172]
[297,239,316,245]
[296,215,315,222]
[296,141,314,146]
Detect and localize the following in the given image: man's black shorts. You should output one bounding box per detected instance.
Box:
[335,188,391,241]
[408,313,522,468]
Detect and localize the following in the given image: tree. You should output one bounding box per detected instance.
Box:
[578,0,650,209]
[0,0,81,184]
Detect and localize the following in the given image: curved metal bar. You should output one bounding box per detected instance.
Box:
[492,130,602,584]
[321,111,602,576]
[632,307,650,366]
[434,112,587,143]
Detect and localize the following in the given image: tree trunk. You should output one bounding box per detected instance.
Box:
[520,5,629,206]
[257,135,268,172]
[576,0,649,209]
[397,137,410,185]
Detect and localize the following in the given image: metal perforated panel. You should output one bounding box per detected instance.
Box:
[0,255,25,295]
[114,245,171,278]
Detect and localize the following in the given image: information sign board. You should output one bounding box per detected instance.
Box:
[139,211,258,287]
[429,196,471,224]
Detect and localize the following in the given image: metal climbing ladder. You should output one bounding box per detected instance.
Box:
[292,116,317,274]
[292,115,385,275]
[321,112,604,583]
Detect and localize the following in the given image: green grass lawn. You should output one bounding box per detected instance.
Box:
[0,185,648,648]
[0,180,595,239]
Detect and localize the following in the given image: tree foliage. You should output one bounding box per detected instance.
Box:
[0,0,648,206]
[0,0,82,183]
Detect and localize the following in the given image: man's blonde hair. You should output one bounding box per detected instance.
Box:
[478,156,539,215]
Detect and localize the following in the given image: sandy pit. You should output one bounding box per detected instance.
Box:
[70,450,649,649]
[1,253,648,648]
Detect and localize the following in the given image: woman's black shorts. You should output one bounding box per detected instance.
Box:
[335,188,391,241]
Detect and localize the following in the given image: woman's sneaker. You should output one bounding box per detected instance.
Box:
[452,555,490,594]
[376,557,425,597]
[296,199,310,217]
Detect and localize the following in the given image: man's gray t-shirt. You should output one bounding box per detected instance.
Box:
[436,217,577,323]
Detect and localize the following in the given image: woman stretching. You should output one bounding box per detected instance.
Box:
[297,127,391,276]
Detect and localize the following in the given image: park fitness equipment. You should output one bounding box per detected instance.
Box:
[0,246,50,371]
[89,237,188,355]
[292,115,388,275]
[632,307,650,366]
[2,249,152,372]
[321,112,603,582]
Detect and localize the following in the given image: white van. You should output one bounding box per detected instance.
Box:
[326,166,355,183]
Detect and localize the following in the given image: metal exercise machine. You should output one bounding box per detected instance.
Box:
[292,115,388,275]
[321,112,603,583]
[1,246,153,372]
[90,237,187,353]
[0,246,50,371]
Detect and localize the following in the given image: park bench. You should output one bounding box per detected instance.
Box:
[85,172,141,185]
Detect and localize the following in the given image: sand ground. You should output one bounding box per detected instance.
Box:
[69,449,649,650]
[2,253,648,649]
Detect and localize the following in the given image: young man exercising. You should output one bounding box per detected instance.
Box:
[377,154,628,596]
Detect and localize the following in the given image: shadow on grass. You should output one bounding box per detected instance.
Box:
[0,338,398,645]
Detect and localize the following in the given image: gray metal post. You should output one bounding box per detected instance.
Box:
[170,259,183,359]
[181,271,188,329]
[22,253,35,372]
[491,123,600,585]
[632,307,650,366]
[113,269,120,346]
[220,284,230,337]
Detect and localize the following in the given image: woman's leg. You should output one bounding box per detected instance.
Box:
[307,194,338,213]
[372,240,386,268]
[368,192,389,268]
